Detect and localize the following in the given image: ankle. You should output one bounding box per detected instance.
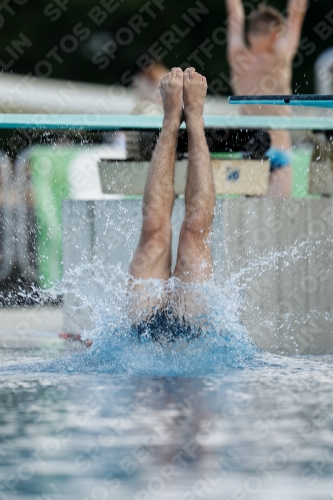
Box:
[185,110,203,120]
[185,114,204,131]
[162,116,181,131]
[184,106,204,120]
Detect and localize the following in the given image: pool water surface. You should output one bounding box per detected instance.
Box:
[1,342,333,500]
[1,267,333,500]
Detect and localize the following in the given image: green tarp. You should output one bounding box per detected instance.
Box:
[30,147,75,288]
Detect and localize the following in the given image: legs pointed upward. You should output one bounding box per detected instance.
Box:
[174,68,215,284]
[129,68,184,282]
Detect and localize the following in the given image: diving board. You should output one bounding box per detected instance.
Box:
[229,94,333,108]
[1,113,333,130]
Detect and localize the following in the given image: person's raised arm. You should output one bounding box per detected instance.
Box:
[284,0,307,54]
[225,0,246,61]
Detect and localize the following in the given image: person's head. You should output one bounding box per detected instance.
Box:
[247,4,286,51]
[136,62,169,103]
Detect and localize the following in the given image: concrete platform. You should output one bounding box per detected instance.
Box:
[0,306,63,348]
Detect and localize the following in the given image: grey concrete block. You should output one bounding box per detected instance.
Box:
[222,199,333,355]
[62,201,95,334]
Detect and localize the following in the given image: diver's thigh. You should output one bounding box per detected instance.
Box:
[171,277,212,331]
[127,278,168,325]
[129,235,172,283]
[173,233,213,284]
[127,235,172,325]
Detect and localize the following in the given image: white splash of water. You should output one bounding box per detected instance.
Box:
[3,233,331,375]
[46,262,258,375]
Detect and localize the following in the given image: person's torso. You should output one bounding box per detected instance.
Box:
[231,48,292,150]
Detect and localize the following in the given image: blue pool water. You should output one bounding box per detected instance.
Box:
[1,267,333,499]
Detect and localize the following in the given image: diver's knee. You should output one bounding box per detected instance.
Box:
[183,206,213,237]
[142,208,171,236]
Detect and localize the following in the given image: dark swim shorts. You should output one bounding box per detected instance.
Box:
[132,309,202,344]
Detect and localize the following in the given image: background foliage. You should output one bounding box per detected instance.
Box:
[0,0,332,93]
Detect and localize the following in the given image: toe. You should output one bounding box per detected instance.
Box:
[184,68,191,82]
[175,68,183,81]
[171,67,182,79]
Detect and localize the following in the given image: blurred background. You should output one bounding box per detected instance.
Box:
[0,0,330,90]
[1,0,333,302]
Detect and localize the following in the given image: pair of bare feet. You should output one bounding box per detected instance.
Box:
[159,67,207,126]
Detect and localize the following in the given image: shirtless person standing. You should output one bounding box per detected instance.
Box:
[225,0,307,197]
[128,67,215,342]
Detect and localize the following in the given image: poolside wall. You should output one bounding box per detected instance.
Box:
[62,199,333,356]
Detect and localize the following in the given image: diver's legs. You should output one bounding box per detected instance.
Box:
[129,68,183,282]
[174,68,215,284]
